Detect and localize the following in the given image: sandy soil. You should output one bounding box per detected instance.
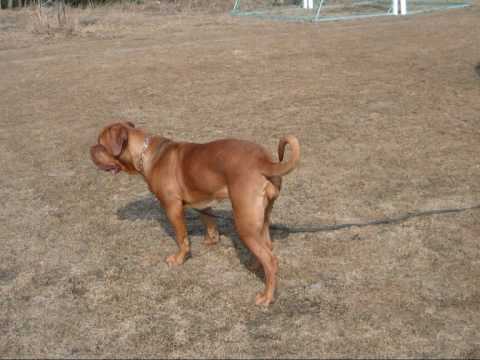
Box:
[1,3,480,357]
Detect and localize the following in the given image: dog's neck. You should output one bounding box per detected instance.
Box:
[129,131,171,176]
[136,135,152,174]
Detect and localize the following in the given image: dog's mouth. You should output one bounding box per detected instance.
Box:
[107,166,120,175]
[99,165,120,175]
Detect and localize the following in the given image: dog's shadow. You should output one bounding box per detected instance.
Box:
[116,196,290,275]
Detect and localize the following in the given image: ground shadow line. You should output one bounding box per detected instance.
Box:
[118,196,480,236]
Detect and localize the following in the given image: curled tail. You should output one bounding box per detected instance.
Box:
[262,135,300,177]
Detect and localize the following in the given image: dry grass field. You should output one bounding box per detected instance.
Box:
[1,2,480,357]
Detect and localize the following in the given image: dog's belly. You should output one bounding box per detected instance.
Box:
[184,187,229,210]
[185,188,228,210]
[185,199,224,210]
[186,199,219,210]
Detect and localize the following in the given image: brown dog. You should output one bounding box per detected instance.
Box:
[90,121,300,305]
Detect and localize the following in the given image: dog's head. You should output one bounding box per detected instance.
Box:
[90,121,137,175]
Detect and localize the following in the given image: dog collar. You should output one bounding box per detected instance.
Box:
[138,135,152,173]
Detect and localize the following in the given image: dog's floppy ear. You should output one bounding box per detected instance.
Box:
[106,124,128,157]
[90,144,111,168]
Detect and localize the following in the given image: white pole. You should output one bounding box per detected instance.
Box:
[392,0,398,15]
[304,0,313,9]
[400,0,407,14]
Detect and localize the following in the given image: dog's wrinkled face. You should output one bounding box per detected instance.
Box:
[90,122,136,175]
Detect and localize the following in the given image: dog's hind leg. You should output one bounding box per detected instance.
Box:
[230,178,279,306]
[262,178,280,251]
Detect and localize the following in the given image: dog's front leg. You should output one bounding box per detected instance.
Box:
[198,208,220,246]
[164,202,190,267]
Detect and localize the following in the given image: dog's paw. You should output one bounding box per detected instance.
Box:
[165,254,185,267]
[255,292,273,306]
[203,231,220,246]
